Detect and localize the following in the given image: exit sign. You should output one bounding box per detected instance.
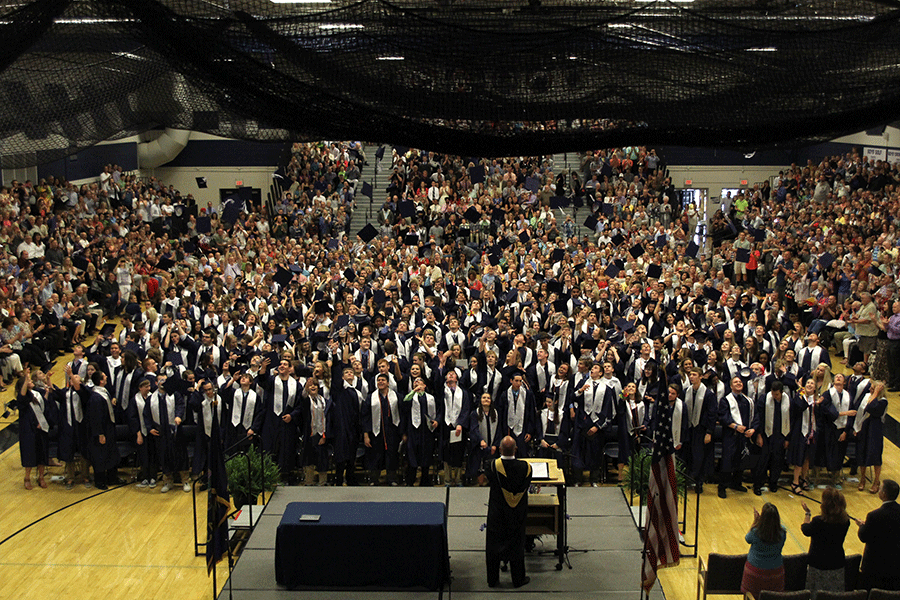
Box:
[235,180,244,187]
[740,179,748,186]
[684,179,693,186]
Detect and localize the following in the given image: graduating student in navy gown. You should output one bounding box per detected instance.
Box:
[300,379,332,486]
[88,370,121,490]
[440,369,471,486]
[331,365,362,486]
[468,392,503,483]
[132,378,157,487]
[499,371,536,458]
[788,377,820,494]
[578,364,616,486]
[57,364,91,489]
[817,374,853,483]
[261,358,302,480]
[225,372,263,452]
[617,382,647,479]
[536,394,566,466]
[143,375,188,492]
[853,381,888,494]
[718,376,755,498]
[17,371,52,490]
[751,380,790,495]
[361,372,404,485]
[404,376,441,486]
[682,367,717,492]
[189,378,225,484]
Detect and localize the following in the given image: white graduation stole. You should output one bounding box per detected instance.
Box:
[201,395,222,438]
[671,400,683,448]
[506,388,525,436]
[310,395,326,436]
[150,391,176,426]
[725,393,751,427]
[444,386,463,426]
[370,390,400,436]
[232,389,257,429]
[66,387,84,426]
[853,393,884,433]
[801,394,816,438]
[30,390,49,432]
[134,392,149,435]
[273,376,298,415]
[412,393,437,430]
[94,386,115,423]
[685,383,708,428]
[830,388,851,429]
[764,392,791,438]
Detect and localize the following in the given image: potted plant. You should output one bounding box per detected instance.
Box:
[225,446,281,508]
[622,447,688,503]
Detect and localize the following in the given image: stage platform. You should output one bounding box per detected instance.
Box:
[219,486,666,600]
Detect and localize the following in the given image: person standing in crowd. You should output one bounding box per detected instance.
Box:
[854,381,888,494]
[88,370,121,490]
[485,436,532,589]
[789,377,819,494]
[855,479,900,591]
[801,488,850,599]
[16,369,51,490]
[741,503,787,599]
[752,380,790,495]
[718,376,754,499]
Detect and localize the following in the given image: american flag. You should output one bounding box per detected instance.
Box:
[641,395,681,591]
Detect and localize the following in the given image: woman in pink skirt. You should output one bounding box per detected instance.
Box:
[741,503,787,598]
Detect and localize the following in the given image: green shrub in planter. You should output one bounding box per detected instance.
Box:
[225,446,281,507]
[622,447,688,502]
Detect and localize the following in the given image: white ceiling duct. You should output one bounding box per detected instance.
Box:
[137,128,190,169]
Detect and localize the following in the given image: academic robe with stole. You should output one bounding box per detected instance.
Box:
[485,456,532,587]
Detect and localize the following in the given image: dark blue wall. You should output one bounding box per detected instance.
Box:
[659,141,863,167]
[37,141,137,182]
[160,140,289,167]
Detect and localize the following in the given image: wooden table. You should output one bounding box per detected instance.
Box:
[523,458,569,570]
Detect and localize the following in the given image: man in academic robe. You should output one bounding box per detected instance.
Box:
[87,370,121,490]
[500,372,536,457]
[331,365,362,486]
[485,435,533,589]
[440,369,471,486]
[361,372,404,485]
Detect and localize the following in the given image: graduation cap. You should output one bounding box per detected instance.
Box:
[498,236,512,250]
[580,338,600,352]
[547,280,563,294]
[464,206,481,223]
[504,289,518,303]
[691,329,708,343]
[736,248,751,263]
[397,201,416,219]
[361,182,373,199]
[156,257,175,271]
[518,231,530,244]
[584,215,599,231]
[196,216,211,234]
[492,207,506,223]
[487,251,501,267]
[167,352,183,367]
[612,233,625,247]
[749,227,767,242]
[375,146,385,160]
[314,300,331,315]
[289,321,303,331]
[628,243,645,259]
[373,289,386,305]
[195,176,208,189]
[525,176,540,193]
[394,145,408,157]
[469,288,481,300]
[358,224,378,243]
[352,314,370,325]
[605,263,621,278]
[685,241,700,259]
[73,255,89,271]
[551,248,566,264]
[469,165,485,185]
[703,286,723,303]
[418,243,433,259]
[271,334,288,344]
[601,203,614,215]
[646,264,663,279]
[550,196,571,209]
[335,315,350,330]
[100,323,117,338]
[200,290,212,304]
[343,268,357,283]
[615,318,635,333]
[655,236,667,249]
[404,233,419,246]
[274,266,293,288]
[183,240,197,255]
[221,197,244,224]
[818,252,835,270]
[327,238,340,250]
[553,298,569,313]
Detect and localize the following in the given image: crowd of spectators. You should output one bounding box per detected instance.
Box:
[7,142,899,498]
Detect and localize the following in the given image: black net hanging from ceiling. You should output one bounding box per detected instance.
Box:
[2,0,900,168]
